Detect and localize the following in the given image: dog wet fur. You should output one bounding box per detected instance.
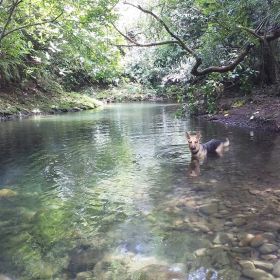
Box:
[186,131,229,176]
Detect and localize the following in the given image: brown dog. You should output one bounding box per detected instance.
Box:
[186,131,229,161]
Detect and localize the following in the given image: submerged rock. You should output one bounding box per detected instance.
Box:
[239,260,255,270]
[273,261,280,277]
[0,188,17,198]
[259,243,278,254]
[194,248,207,257]
[232,217,246,226]
[242,268,274,279]
[193,222,211,233]
[260,254,278,261]
[239,233,255,247]
[250,234,265,248]
[258,221,280,232]
[198,203,218,216]
[207,247,231,267]
[68,246,104,276]
[213,233,233,245]
[252,260,273,271]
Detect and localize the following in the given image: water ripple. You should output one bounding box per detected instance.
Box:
[155,144,190,165]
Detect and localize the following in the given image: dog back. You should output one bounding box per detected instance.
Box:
[202,139,224,153]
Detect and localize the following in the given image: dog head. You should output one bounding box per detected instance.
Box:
[186,131,201,153]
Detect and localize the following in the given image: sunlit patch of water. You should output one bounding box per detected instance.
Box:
[187,267,218,280]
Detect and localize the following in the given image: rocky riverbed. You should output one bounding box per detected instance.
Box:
[42,178,280,280]
[155,177,280,280]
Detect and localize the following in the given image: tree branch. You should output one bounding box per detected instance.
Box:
[1,12,63,41]
[116,2,259,77]
[237,25,264,41]
[0,0,23,41]
[123,1,198,58]
[238,20,280,42]
[191,43,255,76]
[115,42,178,47]
[112,22,178,47]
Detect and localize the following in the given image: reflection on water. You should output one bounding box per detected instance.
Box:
[0,103,280,279]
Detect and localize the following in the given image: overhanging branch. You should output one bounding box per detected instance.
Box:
[114,2,262,76]
[112,23,178,47]
[0,0,23,41]
[191,43,255,76]
[123,1,198,58]
[1,12,63,41]
[238,25,263,41]
[238,19,280,43]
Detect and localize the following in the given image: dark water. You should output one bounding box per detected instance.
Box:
[0,103,280,280]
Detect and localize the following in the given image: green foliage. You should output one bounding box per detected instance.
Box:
[0,0,122,90]
[119,0,280,112]
[187,73,223,114]
[202,77,219,114]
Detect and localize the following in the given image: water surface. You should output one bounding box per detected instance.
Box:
[0,103,280,279]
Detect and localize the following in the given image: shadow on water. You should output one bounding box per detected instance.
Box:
[0,103,280,279]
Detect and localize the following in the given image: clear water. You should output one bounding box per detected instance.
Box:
[0,103,280,280]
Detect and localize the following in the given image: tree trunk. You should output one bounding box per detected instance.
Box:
[260,40,279,85]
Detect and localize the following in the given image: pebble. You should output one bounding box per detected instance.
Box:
[231,227,239,233]
[213,233,232,244]
[253,260,273,271]
[194,222,211,233]
[242,268,274,279]
[232,217,247,226]
[250,235,265,248]
[239,260,255,270]
[273,261,280,277]
[194,248,207,257]
[260,254,278,261]
[259,243,278,254]
[263,232,276,241]
[239,233,255,247]
[198,203,218,216]
[258,221,280,231]
[224,201,232,208]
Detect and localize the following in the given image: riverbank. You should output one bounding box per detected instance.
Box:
[84,83,166,103]
[1,84,279,133]
[198,93,280,132]
[0,87,102,121]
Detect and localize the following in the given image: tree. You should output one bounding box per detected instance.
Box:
[0,0,121,88]
[0,0,62,45]
[114,0,280,85]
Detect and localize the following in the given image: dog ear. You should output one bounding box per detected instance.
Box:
[185,131,190,139]
[196,131,202,139]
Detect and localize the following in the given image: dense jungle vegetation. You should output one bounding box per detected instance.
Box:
[0,0,279,114]
[0,0,120,90]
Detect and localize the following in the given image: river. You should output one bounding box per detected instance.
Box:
[0,103,280,279]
